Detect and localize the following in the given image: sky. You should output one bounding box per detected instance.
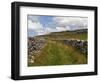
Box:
[28,15,88,37]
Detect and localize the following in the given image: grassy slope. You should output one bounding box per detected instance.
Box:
[29,40,87,66]
[28,30,87,66]
[38,31,87,40]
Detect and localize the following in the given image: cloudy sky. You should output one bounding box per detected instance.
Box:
[28,15,88,37]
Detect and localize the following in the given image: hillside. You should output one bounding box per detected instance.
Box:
[28,29,88,66]
[36,29,87,40]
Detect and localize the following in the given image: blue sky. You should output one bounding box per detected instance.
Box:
[39,16,53,27]
[28,15,88,37]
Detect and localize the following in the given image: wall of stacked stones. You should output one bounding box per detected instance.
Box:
[63,39,88,55]
[28,37,46,56]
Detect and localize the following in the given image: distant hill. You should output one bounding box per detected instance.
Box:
[35,29,88,40]
[47,29,87,35]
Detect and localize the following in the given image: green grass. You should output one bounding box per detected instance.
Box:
[28,40,87,66]
[28,30,88,66]
[37,31,87,40]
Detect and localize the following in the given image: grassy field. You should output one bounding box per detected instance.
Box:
[37,29,87,40]
[28,29,88,66]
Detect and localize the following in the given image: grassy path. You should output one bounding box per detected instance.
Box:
[28,40,87,66]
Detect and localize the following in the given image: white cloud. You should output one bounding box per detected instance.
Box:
[37,30,45,35]
[37,27,54,35]
[28,15,39,22]
[37,28,50,35]
[28,20,43,31]
[28,19,54,36]
[45,27,56,33]
[56,27,67,31]
[28,18,46,36]
[53,17,88,30]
